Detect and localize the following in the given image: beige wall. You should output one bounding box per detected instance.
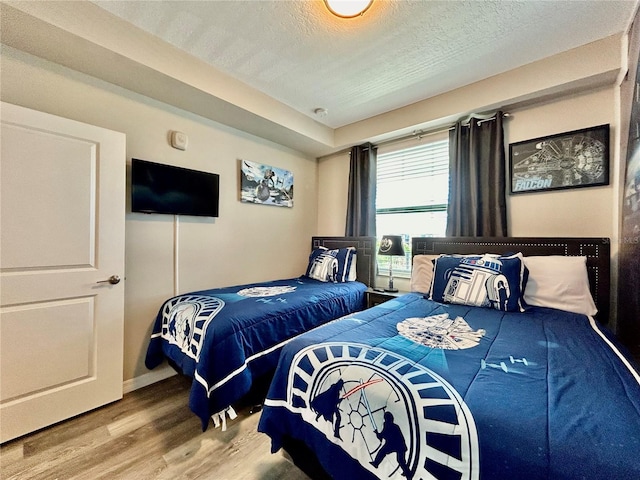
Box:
[317,153,351,235]
[1,47,319,384]
[506,88,616,237]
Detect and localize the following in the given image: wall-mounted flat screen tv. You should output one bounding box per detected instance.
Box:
[131,158,220,217]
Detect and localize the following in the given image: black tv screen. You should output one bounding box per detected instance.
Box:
[131,158,219,217]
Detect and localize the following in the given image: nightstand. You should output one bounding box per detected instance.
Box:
[366,289,407,308]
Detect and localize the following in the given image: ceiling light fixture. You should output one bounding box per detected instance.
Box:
[324,0,373,18]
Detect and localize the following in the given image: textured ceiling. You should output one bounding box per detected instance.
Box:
[91,0,637,129]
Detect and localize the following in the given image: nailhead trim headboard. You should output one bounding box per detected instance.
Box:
[412,237,611,323]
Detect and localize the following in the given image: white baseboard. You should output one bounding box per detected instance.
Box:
[123,366,177,394]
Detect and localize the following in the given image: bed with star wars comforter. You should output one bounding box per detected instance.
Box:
[258,293,640,480]
[145,276,366,430]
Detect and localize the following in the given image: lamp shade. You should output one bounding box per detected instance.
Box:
[378,235,404,256]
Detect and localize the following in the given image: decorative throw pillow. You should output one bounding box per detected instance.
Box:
[430,253,528,312]
[522,256,597,316]
[410,254,440,294]
[305,247,357,283]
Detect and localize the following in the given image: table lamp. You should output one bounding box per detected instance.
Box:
[378,235,404,292]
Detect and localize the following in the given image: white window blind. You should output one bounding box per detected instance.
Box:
[377,140,449,211]
[376,138,450,276]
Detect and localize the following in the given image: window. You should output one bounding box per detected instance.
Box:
[376,135,449,276]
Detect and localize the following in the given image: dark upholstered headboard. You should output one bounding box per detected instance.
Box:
[412,237,611,323]
[311,236,376,287]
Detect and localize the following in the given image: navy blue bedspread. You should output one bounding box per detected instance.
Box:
[145,276,366,429]
[259,293,640,480]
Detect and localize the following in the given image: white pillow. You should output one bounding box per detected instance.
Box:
[523,256,597,316]
[410,255,440,294]
[348,253,357,281]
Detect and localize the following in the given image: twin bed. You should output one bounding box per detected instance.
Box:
[145,235,640,480]
[145,236,376,429]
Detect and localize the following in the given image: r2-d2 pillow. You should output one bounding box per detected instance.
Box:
[429,253,528,312]
[305,246,356,283]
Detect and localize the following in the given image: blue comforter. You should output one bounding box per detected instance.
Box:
[259,293,640,480]
[145,276,366,429]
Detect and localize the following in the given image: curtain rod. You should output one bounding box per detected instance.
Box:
[372,112,511,150]
[320,112,510,158]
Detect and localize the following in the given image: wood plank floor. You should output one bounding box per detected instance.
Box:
[0,375,310,480]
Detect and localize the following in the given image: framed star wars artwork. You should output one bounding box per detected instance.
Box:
[509,124,610,194]
[239,159,294,207]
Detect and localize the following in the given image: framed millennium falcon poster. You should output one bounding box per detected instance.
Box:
[509,124,610,194]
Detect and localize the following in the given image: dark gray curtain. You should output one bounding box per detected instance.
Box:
[446,113,507,237]
[345,142,377,237]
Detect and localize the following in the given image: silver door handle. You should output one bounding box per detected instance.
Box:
[96,275,121,285]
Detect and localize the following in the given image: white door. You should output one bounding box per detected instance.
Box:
[0,102,125,443]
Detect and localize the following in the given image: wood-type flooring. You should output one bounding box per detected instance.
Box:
[0,375,310,480]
